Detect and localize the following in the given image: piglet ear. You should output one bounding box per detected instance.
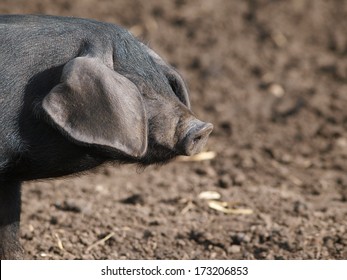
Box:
[42,57,147,158]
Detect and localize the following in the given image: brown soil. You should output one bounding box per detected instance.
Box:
[1,0,347,259]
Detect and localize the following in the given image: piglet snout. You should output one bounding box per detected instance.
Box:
[179,120,213,156]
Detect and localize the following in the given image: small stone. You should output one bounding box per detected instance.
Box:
[293,200,308,214]
[149,220,160,226]
[54,200,82,213]
[271,31,287,48]
[228,245,241,254]
[242,234,251,243]
[231,233,251,244]
[241,157,255,168]
[22,230,34,240]
[218,174,232,188]
[336,138,347,148]
[50,216,58,225]
[143,230,154,239]
[281,154,292,163]
[205,166,217,177]
[95,184,107,194]
[323,236,335,250]
[177,239,186,247]
[195,167,207,176]
[120,194,145,205]
[234,172,246,185]
[269,83,285,97]
[28,224,34,232]
[219,121,232,136]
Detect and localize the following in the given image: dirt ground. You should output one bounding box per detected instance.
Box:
[1,0,347,259]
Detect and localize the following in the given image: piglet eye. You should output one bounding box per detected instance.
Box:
[167,73,190,108]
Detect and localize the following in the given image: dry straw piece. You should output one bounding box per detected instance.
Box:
[86,232,115,253]
[176,151,216,162]
[207,200,253,215]
[54,233,65,252]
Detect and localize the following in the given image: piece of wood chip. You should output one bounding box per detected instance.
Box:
[208,200,253,215]
[198,191,221,200]
[176,151,216,162]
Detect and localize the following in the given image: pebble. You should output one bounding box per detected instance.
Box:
[120,194,145,205]
[293,200,308,214]
[218,174,232,188]
[234,172,246,185]
[228,245,241,254]
[269,83,285,97]
[54,200,82,213]
[50,216,59,225]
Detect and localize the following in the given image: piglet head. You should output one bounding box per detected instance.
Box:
[42,32,212,165]
[115,40,213,164]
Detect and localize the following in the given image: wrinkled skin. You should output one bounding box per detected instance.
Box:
[0,15,212,259]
